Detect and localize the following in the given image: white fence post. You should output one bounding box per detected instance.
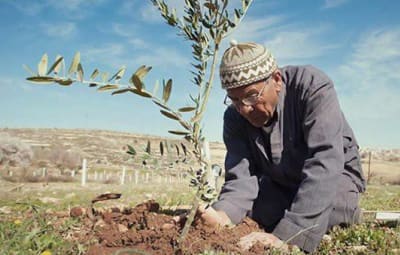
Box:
[81,158,87,186]
[135,170,139,185]
[121,167,126,185]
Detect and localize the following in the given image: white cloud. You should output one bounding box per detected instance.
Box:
[10,1,44,16]
[83,43,125,68]
[135,47,190,69]
[10,0,107,18]
[322,0,350,9]
[337,28,400,93]
[228,16,286,42]
[41,22,77,38]
[221,15,339,62]
[81,42,189,71]
[140,1,179,23]
[263,28,339,62]
[112,23,136,38]
[334,27,400,147]
[46,0,106,11]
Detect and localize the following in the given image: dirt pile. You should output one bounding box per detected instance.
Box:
[71,200,266,255]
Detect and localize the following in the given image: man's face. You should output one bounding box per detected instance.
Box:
[226,71,282,127]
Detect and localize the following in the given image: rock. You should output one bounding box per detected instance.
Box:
[117,224,128,233]
[94,219,107,229]
[70,207,86,217]
[0,206,12,214]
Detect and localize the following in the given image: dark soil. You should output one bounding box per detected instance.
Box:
[71,200,267,255]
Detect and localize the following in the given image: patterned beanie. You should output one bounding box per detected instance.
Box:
[219,40,277,90]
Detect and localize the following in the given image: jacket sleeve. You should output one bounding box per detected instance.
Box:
[212,106,259,224]
[272,67,344,252]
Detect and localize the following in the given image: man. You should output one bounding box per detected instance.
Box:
[199,40,366,253]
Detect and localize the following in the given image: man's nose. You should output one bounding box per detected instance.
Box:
[236,103,253,114]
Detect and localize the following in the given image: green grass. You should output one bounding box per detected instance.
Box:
[0,205,86,255]
[360,184,400,210]
[0,182,399,255]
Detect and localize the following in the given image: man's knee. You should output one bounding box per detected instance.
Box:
[328,177,361,229]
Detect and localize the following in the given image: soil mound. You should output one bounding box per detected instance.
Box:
[73,200,266,255]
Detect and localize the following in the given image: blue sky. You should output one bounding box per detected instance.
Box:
[0,0,399,148]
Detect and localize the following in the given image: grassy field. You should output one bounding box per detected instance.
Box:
[0,178,399,255]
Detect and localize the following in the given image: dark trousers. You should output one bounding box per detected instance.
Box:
[249,174,361,234]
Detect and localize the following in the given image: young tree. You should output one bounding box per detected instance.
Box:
[25,0,253,247]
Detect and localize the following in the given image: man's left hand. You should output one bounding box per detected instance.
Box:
[238,232,289,252]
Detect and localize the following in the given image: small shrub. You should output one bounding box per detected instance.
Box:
[49,147,82,174]
[0,133,33,167]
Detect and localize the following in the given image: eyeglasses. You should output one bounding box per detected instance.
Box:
[223,78,270,107]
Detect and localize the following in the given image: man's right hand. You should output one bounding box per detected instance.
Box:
[162,205,232,229]
[196,204,232,227]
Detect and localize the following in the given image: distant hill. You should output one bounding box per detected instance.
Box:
[0,128,226,171]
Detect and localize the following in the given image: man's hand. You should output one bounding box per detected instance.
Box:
[162,205,232,229]
[238,232,289,252]
[196,204,232,227]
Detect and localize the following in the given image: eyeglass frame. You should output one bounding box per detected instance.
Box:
[223,76,272,107]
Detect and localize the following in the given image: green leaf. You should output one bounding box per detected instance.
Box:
[159,141,164,156]
[90,69,99,80]
[101,72,109,83]
[55,78,73,86]
[168,130,190,136]
[152,100,171,111]
[23,64,36,76]
[234,8,243,19]
[127,144,136,156]
[77,63,84,82]
[178,106,196,112]
[68,52,80,75]
[97,84,119,91]
[47,56,64,75]
[181,142,187,156]
[162,79,172,103]
[179,120,191,130]
[26,76,55,84]
[134,65,152,80]
[160,110,180,120]
[54,55,63,74]
[145,140,151,154]
[130,74,144,91]
[130,88,152,98]
[38,54,48,76]
[109,66,126,83]
[111,88,132,95]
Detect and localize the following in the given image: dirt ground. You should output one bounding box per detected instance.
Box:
[69,200,268,255]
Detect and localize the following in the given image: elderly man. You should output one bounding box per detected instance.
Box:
[198,41,366,253]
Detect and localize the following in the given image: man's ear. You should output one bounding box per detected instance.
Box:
[272,70,282,91]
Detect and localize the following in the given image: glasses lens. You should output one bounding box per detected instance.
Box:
[242,94,259,106]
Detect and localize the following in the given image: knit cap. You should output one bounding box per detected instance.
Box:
[219,40,277,89]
